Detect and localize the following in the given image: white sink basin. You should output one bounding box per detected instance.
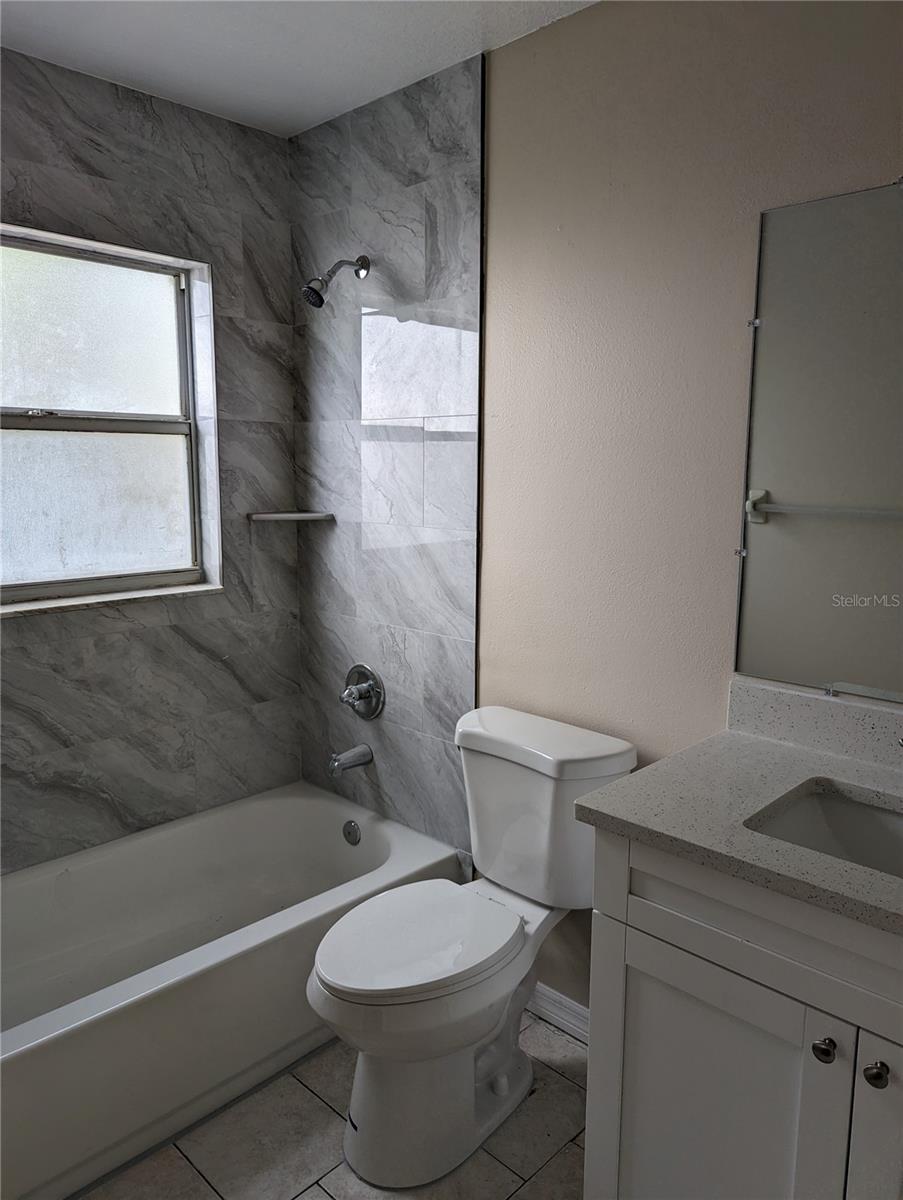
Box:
[745,777,903,879]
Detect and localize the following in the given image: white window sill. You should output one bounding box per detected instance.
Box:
[1,582,225,619]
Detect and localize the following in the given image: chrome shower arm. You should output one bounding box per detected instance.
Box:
[324,258,367,283]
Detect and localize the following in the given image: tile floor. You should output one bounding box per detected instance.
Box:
[77,1013,586,1200]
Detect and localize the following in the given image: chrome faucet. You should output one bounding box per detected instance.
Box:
[341,680,376,707]
[339,664,385,720]
[328,743,373,777]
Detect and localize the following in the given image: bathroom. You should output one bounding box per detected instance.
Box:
[0,1,900,1197]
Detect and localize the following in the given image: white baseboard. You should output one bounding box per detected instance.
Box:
[527,982,590,1044]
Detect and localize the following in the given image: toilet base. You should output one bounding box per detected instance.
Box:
[343,993,532,1188]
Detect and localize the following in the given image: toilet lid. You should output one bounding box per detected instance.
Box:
[314,880,525,1005]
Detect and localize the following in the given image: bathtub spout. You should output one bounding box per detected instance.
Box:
[328,744,373,777]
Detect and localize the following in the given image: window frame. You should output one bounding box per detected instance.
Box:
[1,225,222,610]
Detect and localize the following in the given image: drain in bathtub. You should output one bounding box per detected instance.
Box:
[343,820,362,846]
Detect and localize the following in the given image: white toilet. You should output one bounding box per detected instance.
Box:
[307,706,635,1188]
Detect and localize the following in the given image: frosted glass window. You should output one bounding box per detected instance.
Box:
[0,233,210,605]
[1,246,182,414]
[1,430,194,584]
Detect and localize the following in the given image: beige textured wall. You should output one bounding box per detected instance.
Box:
[481,1,903,1005]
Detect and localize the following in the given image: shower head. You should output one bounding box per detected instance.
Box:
[302,255,370,308]
[301,280,327,308]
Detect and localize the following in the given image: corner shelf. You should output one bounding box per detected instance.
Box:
[247,512,335,523]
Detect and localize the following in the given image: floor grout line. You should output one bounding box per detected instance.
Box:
[172,1142,228,1200]
[527,1056,587,1091]
[505,1136,585,1196]
[481,1142,527,1180]
[289,1070,350,1123]
[78,1040,585,1199]
[520,1019,588,1091]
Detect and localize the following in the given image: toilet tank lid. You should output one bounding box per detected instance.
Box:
[455,707,636,780]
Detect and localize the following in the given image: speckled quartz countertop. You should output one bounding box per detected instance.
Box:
[575,730,903,934]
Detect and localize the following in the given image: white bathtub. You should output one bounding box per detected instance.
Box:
[0,781,460,1200]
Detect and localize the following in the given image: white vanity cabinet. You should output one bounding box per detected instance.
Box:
[846,1032,903,1200]
[584,835,903,1200]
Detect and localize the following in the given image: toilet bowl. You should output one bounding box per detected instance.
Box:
[307,706,635,1188]
[307,876,563,1186]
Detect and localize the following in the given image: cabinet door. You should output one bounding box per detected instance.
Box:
[614,929,855,1200]
[846,1031,903,1200]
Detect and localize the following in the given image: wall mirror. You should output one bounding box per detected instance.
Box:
[736,182,903,701]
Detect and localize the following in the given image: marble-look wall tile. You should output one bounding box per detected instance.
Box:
[194,696,302,808]
[1,764,134,872]
[242,214,292,322]
[297,520,360,619]
[421,633,476,741]
[353,187,427,308]
[289,115,351,220]
[215,318,294,424]
[301,610,425,732]
[360,306,479,420]
[1,51,298,872]
[168,611,301,707]
[229,123,291,222]
[357,524,476,640]
[0,723,196,872]
[22,613,295,737]
[0,523,253,646]
[292,194,426,314]
[250,523,299,613]
[110,87,237,208]
[289,55,481,855]
[294,421,362,519]
[2,49,480,870]
[291,208,355,322]
[219,420,294,519]
[121,95,287,223]
[293,311,362,422]
[424,416,478,530]
[424,163,481,316]
[140,624,259,719]
[350,57,481,204]
[217,519,256,616]
[2,159,244,316]
[0,50,137,182]
[0,599,173,649]
[1,612,300,873]
[361,419,424,525]
[0,50,290,222]
[1,632,197,761]
[296,693,469,849]
[367,721,470,850]
[129,625,268,718]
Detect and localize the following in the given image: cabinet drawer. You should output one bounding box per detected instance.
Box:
[593,834,903,1039]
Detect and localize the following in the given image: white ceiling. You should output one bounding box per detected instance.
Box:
[0,0,594,135]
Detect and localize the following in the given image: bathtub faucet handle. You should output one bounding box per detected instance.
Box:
[339,664,385,720]
[341,682,373,707]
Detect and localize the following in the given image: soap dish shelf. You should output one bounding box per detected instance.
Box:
[247,512,335,522]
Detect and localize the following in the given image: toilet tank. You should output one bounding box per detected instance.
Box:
[455,707,636,910]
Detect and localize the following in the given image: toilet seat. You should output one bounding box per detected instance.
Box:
[314,879,525,1005]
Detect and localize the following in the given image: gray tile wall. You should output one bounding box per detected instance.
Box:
[0,50,301,871]
[0,51,482,870]
[289,58,482,851]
